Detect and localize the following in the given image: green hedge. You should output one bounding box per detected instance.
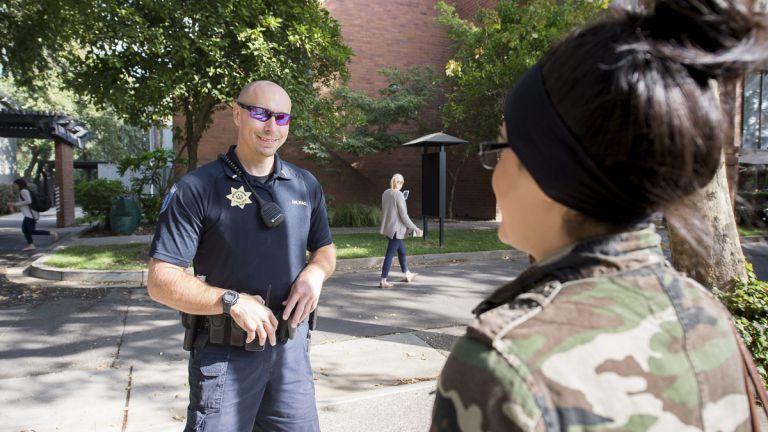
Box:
[74,179,127,225]
[0,183,15,215]
[330,203,382,227]
[715,263,768,383]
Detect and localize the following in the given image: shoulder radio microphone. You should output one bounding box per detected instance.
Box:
[219,154,285,228]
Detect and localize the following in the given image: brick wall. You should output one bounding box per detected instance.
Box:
[323,0,498,219]
[451,0,499,19]
[177,0,501,219]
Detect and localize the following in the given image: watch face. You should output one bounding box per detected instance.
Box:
[224,291,237,303]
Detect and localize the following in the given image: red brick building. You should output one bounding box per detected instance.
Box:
[185,0,499,219]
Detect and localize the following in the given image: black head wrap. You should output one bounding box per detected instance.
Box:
[503,64,650,224]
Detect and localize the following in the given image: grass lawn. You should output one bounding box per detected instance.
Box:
[45,243,149,270]
[333,229,510,259]
[738,226,768,237]
[45,229,511,270]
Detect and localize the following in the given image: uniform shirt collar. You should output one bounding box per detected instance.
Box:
[473,224,664,316]
[223,145,292,181]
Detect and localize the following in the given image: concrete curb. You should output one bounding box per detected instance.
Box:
[25,249,526,283]
[27,255,148,283]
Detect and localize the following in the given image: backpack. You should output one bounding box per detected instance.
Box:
[29,189,52,212]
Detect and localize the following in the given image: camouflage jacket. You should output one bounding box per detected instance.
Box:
[431,226,750,431]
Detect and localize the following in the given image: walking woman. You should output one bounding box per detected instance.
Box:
[8,178,57,251]
[432,0,768,430]
[379,174,422,289]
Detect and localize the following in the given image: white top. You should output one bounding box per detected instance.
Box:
[380,189,419,239]
[14,189,39,220]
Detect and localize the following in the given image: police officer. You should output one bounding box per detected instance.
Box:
[431,0,768,430]
[147,80,336,432]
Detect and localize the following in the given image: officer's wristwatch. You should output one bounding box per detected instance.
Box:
[221,290,239,315]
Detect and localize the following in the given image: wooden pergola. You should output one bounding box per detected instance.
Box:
[0,109,89,227]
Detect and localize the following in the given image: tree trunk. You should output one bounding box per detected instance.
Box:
[724,78,743,205]
[182,97,217,173]
[186,133,198,172]
[23,144,42,179]
[34,146,51,183]
[184,103,198,172]
[667,80,747,291]
[447,147,471,220]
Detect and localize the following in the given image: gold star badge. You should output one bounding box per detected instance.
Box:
[226,186,252,209]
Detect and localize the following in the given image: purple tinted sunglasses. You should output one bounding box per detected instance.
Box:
[236,101,293,126]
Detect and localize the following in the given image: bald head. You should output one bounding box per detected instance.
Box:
[233,80,292,160]
[237,81,291,111]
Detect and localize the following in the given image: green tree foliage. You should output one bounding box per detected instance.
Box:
[333,67,442,155]
[0,77,148,178]
[21,0,352,172]
[715,264,768,383]
[436,0,607,143]
[0,0,74,90]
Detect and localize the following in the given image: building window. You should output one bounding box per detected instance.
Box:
[743,71,768,151]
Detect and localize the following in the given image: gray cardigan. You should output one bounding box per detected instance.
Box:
[380,189,419,239]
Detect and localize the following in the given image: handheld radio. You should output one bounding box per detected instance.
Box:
[219,153,285,228]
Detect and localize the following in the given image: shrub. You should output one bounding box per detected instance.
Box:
[330,203,382,227]
[118,149,178,224]
[714,263,768,383]
[74,179,127,225]
[0,183,15,215]
[139,195,164,224]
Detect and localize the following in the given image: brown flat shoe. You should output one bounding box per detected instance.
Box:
[379,281,393,289]
[404,272,418,283]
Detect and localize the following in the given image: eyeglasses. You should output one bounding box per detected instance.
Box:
[236,101,293,126]
[478,141,507,170]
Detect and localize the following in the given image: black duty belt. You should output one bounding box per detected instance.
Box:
[181,310,317,352]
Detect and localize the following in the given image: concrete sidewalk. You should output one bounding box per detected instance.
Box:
[4,220,767,431]
[0,258,525,432]
[0,207,87,252]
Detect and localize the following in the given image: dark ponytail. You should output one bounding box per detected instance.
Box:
[13,178,27,190]
[540,0,768,238]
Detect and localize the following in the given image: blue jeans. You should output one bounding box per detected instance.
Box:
[21,217,49,245]
[381,236,409,279]
[184,322,318,432]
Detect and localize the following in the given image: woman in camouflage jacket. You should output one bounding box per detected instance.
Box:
[431,0,768,431]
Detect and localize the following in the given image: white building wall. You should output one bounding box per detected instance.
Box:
[0,137,17,184]
[97,163,167,195]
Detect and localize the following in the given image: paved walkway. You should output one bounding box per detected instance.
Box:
[0,258,525,432]
[0,208,86,252]
[2,216,767,431]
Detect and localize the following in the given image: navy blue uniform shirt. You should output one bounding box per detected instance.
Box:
[150,146,333,304]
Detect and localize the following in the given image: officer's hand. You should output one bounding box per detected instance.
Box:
[229,293,278,346]
[283,267,324,328]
